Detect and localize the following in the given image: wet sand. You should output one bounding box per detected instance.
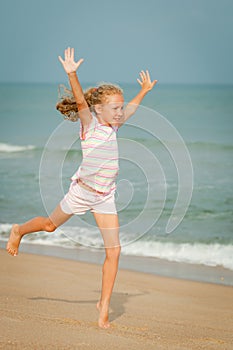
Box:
[0,248,232,349]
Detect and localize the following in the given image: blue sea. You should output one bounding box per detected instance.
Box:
[0,83,233,282]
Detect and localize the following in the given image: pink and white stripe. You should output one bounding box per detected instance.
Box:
[71,115,119,194]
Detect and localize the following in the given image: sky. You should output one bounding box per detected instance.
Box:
[0,0,233,84]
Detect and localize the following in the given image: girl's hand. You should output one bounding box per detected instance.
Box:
[58,47,84,74]
[137,70,157,92]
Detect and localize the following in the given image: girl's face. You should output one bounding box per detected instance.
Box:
[95,94,124,126]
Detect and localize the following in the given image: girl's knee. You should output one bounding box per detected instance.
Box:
[44,218,57,232]
[106,245,121,260]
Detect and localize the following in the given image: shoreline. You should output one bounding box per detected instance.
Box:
[1,248,233,349]
[1,239,233,286]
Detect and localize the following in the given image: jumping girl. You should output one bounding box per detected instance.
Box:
[7,47,157,328]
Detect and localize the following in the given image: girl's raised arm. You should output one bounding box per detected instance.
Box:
[122,70,157,125]
[58,47,92,127]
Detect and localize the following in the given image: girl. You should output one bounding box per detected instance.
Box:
[7,47,157,328]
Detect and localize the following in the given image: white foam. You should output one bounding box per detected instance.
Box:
[0,142,35,152]
[121,241,233,271]
[0,223,12,233]
[1,223,233,270]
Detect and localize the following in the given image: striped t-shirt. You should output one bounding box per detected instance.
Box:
[71,114,119,194]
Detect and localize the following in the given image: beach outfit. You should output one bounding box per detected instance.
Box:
[60,114,119,215]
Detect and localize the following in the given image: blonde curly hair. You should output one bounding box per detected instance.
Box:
[56,83,123,122]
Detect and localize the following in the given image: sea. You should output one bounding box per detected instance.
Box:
[0,82,233,285]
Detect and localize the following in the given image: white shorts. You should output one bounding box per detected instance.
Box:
[60,181,117,215]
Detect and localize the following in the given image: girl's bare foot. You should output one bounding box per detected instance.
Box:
[7,224,22,256]
[96,301,110,329]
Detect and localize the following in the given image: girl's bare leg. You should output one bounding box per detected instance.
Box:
[7,204,72,256]
[93,212,121,329]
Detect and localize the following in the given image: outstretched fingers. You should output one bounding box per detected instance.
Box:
[58,55,64,64]
[146,69,158,86]
[58,47,84,74]
[137,70,149,85]
[137,69,157,90]
[140,70,146,82]
[76,58,84,69]
[64,47,68,60]
[71,47,74,61]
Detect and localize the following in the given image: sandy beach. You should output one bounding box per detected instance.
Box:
[0,248,232,350]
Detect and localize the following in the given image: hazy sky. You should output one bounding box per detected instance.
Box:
[1,0,232,84]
